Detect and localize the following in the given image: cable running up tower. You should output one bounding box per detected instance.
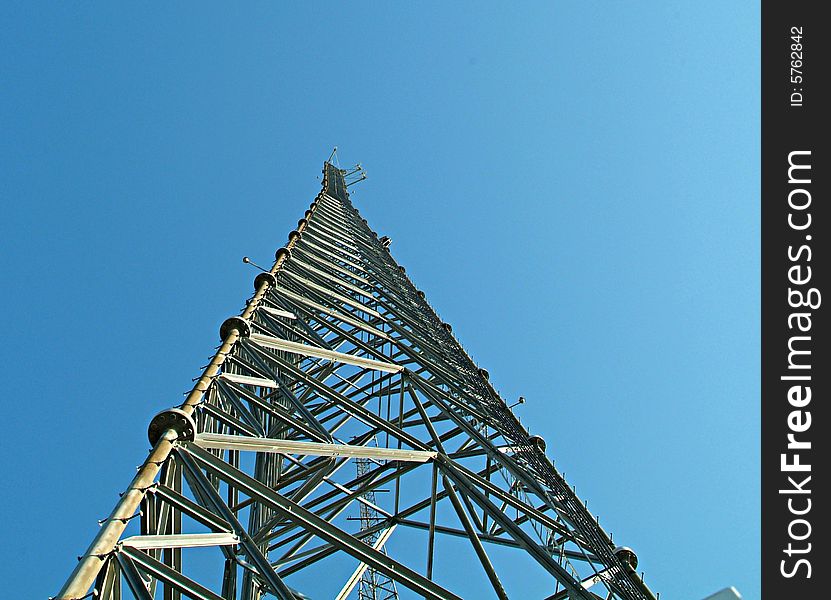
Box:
[54,162,658,600]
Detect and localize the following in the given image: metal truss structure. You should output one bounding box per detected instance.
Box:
[55,163,658,600]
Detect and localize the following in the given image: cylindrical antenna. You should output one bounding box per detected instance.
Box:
[346,172,367,187]
[242,256,268,272]
[509,396,526,409]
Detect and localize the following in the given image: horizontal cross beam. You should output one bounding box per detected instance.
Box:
[192,433,437,463]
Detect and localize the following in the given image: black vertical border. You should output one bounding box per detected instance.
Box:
[762,2,827,597]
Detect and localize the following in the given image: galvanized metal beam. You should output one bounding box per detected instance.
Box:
[249,332,402,373]
[120,533,240,550]
[176,447,298,600]
[193,432,436,462]
[120,545,227,600]
[182,443,463,600]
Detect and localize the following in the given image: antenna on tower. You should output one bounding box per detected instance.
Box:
[346,170,367,187]
[345,164,363,177]
[242,256,268,272]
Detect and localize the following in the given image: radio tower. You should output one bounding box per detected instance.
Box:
[54,161,658,600]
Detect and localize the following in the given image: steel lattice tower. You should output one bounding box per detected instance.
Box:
[55,163,658,600]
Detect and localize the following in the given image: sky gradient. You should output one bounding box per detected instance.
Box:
[1,3,759,598]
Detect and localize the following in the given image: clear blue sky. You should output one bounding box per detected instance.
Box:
[0,3,759,599]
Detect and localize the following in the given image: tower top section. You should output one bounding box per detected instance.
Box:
[324,161,348,201]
